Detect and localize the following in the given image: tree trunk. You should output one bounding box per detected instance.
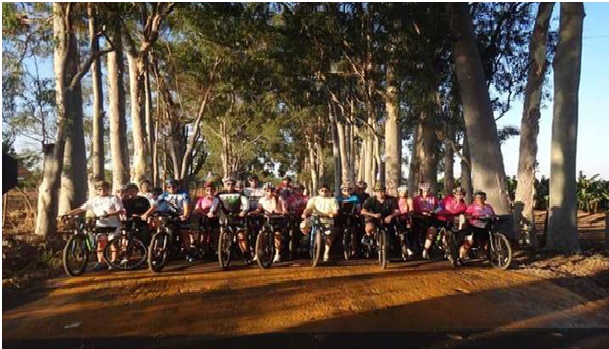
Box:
[546,3,584,253]
[443,122,455,195]
[420,111,438,194]
[337,118,350,184]
[58,9,87,215]
[89,3,104,182]
[408,119,423,197]
[108,22,130,192]
[514,2,555,248]
[385,61,400,196]
[329,105,342,194]
[144,53,155,173]
[36,3,72,236]
[127,52,149,184]
[461,129,473,204]
[448,3,511,215]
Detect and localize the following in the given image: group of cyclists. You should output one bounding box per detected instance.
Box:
[64,173,500,271]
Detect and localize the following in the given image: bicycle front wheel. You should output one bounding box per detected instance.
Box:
[63,235,90,277]
[311,230,322,267]
[148,231,169,272]
[218,228,232,270]
[378,230,388,270]
[255,228,274,269]
[488,233,512,270]
[106,237,147,270]
[343,228,354,261]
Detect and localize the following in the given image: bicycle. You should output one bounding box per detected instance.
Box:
[476,215,513,270]
[217,214,250,270]
[193,214,218,261]
[429,213,461,266]
[147,212,182,272]
[308,214,333,267]
[340,212,360,261]
[60,215,113,277]
[255,214,286,269]
[103,216,147,271]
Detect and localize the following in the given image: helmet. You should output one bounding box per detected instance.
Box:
[418,182,431,191]
[318,183,330,191]
[247,174,259,181]
[453,187,466,195]
[222,177,236,185]
[125,183,139,191]
[263,182,275,190]
[139,179,152,186]
[94,180,110,189]
[281,176,292,182]
[203,182,214,189]
[340,181,353,190]
[474,190,487,198]
[372,182,386,191]
[165,178,178,186]
[356,181,367,189]
[397,186,408,194]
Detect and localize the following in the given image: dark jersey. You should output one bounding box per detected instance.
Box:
[123,196,151,216]
[363,196,398,218]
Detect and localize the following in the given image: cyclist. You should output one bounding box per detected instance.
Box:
[354,181,370,204]
[122,183,155,246]
[63,180,124,270]
[156,178,193,261]
[192,182,221,256]
[138,179,154,201]
[457,190,496,265]
[235,180,245,195]
[360,182,400,246]
[396,186,414,259]
[278,176,293,201]
[285,182,309,255]
[335,181,361,257]
[244,175,265,246]
[253,182,288,262]
[300,183,339,262]
[217,177,252,263]
[412,182,439,260]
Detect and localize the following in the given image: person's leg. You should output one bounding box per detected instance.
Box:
[323,225,337,261]
[423,225,437,259]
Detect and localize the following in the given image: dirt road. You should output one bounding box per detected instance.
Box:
[3,258,609,349]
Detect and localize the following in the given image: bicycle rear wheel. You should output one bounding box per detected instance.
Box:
[343,228,354,261]
[63,235,90,277]
[218,228,232,270]
[255,228,274,269]
[378,230,388,270]
[311,230,322,267]
[105,237,147,270]
[148,231,169,272]
[488,233,512,270]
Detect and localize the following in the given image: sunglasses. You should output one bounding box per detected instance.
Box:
[166,185,176,189]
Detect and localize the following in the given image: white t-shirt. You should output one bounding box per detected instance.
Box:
[80,195,123,228]
[306,196,338,223]
[244,187,265,211]
[259,196,286,215]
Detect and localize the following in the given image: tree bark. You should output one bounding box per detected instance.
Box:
[385,61,400,196]
[89,3,104,182]
[420,111,438,194]
[448,3,511,215]
[546,2,584,253]
[461,129,473,204]
[329,105,342,194]
[108,21,130,192]
[443,122,455,195]
[126,52,149,184]
[514,2,555,248]
[337,118,350,184]
[408,119,423,197]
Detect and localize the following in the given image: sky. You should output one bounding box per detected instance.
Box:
[496,2,609,179]
[4,2,609,180]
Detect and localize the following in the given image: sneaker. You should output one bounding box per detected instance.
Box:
[422,249,430,260]
[407,248,414,257]
[120,258,129,265]
[273,254,281,263]
[252,254,258,262]
[456,258,465,267]
[186,255,195,263]
[108,264,115,271]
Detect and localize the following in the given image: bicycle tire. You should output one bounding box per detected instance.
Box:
[488,233,512,270]
[105,237,147,270]
[255,228,274,269]
[63,235,90,277]
[343,228,353,261]
[148,231,168,272]
[379,230,388,270]
[218,228,232,270]
[311,229,322,267]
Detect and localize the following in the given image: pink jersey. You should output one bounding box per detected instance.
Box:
[413,195,438,213]
[195,195,219,214]
[286,194,308,215]
[435,195,467,221]
[398,198,412,215]
[465,203,495,228]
